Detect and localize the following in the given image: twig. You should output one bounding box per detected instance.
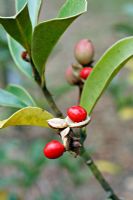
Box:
[31,60,63,118]
[80,147,120,200]
[42,84,64,118]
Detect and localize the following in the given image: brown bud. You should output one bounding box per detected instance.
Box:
[72,141,82,148]
[74,39,94,65]
[65,65,80,85]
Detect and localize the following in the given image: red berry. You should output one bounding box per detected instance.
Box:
[80,67,93,80]
[74,39,94,65]
[21,51,29,62]
[21,51,28,59]
[67,105,87,123]
[43,140,65,159]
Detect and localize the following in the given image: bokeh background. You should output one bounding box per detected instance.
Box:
[0,0,133,199]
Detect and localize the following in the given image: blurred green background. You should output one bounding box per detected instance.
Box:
[0,0,133,200]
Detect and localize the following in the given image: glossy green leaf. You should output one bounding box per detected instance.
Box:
[80,37,133,114]
[0,4,32,53]
[0,26,9,62]
[6,84,36,107]
[32,0,87,76]
[28,0,42,27]
[9,1,31,78]
[0,89,27,108]
[0,107,53,129]
[58,0,87,17]
[15,0,27,11]
[7,36,33,79]
[16,0,42,27]
[7,0,42,78]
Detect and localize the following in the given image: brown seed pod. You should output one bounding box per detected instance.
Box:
[74,39,94,65]
[65,65,80,85]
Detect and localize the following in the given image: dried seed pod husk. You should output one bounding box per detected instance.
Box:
[60,127,70,150]
[69,136,82,156]
[65,116,91,128]
[72,63,83,79]
[47,118,68,129]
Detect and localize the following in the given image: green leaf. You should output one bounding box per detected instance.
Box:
[0,4,32,53]
[28,0,42,27]
[7,36,33,79]
[57,0,87,17]
[80,37,133,114]
[16,0,42,27]
[32,0,87,76]
[15,0,27,11]
[7,0,42,78]
[0,107,53,129]
[0,89,27,108]
[6,84,36,107]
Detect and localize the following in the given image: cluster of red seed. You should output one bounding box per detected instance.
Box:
[43,39,92,159]
[43,106,87,159]
[21,39,91,160]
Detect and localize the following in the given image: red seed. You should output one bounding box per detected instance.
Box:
[43,140,65,159]
[21,51,28,59]
[67,105,87,123]
[21,51,30,62]
[80,67,93,80]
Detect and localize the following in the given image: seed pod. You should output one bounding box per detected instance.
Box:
[60,127,70,150]
[74,39,94,65]
[47,118,68,129]
[65,65,80,85]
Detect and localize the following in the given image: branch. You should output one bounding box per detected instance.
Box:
[80,147,121,200]
[42,84,64,118]
[31,60,63,118]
